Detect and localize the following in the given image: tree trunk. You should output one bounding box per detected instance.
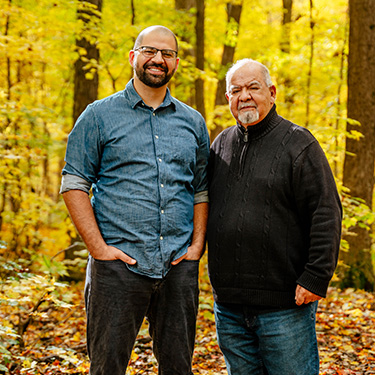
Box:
[1,0,12,232]
[130,0,135,25]
[175,0,196,107]
[195,0,206,119]
[334,13,348,177]
[341,0,375,290]
[279,0,295,117]
[175,0,195,9]
[5,0,12,101]
[211,0,243,141]
[73,0,102,124]
[281,0,293,53]
[305,0,315,128]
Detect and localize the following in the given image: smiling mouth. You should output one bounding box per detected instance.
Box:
[147,67,165,75]
[145,64,167,76]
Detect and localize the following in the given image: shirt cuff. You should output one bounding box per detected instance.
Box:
[59,173,92,194]
[194,190,209,204]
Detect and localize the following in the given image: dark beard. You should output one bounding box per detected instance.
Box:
[135,61,174,88]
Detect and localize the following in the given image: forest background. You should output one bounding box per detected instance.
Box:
[1,0,375,374]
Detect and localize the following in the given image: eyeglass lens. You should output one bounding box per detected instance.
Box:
[138,47,177,59]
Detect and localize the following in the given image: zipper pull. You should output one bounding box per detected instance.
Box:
[244,129,249,143]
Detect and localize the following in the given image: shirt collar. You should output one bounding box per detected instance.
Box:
[124,79,176,110]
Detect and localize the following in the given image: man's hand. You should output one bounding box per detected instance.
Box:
[171,202,208,266]
[295,285,322,306]
[63,190,136,266]
[92,244,136,265]
[171,244,203,266]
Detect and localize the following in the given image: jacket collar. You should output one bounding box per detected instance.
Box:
[236,104,279,141]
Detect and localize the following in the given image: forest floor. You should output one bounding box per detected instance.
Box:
[2,266,375,375]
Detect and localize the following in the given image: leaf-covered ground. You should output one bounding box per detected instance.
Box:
[2,272,375,375]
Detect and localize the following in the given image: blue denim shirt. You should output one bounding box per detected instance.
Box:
[62,80,210,278]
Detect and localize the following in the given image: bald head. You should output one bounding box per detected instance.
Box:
[134,25,178,52]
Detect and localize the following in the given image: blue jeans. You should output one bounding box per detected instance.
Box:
[85,256,199,375]
[214,301,319,375]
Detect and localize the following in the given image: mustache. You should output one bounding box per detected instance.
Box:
[238,102,257,110]
[237,102,258,109]
[143,62,168,73]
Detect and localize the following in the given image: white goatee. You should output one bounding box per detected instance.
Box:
[238,109,259,125]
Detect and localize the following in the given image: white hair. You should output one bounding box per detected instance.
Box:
[226,58,273,92]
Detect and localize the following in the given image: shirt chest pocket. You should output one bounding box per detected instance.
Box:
[167,133,197,168]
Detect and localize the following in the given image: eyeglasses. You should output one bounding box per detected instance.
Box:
[134,46,178,60]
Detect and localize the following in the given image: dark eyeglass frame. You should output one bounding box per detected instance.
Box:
[134,46,178,60]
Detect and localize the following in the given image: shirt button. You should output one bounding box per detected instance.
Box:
[158,158,162,162]
[161,210,164,214]
[160,236,163,240]
[153,112,156,116]
[155,135,159,139]
[160,184,164,188]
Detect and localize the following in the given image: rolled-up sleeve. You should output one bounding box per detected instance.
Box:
[62,104,102,184]
[192,117,210,202]
[194,190,209,204]
[60,173,92,194]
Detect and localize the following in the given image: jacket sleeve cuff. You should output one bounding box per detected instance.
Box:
[297,271,331,298]
[59,173,92,194]
[194,190,209,204]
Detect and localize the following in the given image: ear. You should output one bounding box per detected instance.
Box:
[129,50,135,68]
[269,85,276,105]
[174,57,180,72]
[225,92,229,101]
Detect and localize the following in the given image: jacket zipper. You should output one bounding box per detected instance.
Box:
[238,128,249,178]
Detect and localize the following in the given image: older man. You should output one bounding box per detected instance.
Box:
[61,26,210,375]
[207,59,342,375]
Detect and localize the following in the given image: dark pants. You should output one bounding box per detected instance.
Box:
[84,256,199,375]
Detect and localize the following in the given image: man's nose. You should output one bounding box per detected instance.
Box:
[151,50,164,63]
[239,88,252,101]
